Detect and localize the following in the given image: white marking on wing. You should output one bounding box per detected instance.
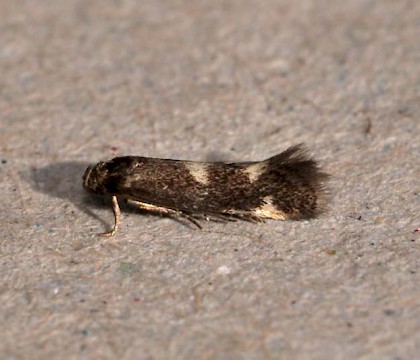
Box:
[185,162,210,185]
[253,196,286,220]
[243,162,267,183]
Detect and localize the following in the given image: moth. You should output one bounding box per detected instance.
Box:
[83,144,329,236]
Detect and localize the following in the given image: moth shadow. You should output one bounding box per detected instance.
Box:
[24,161,189,231]
[23,161,110,229]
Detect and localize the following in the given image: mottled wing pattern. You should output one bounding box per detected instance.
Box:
[83,144,329,234]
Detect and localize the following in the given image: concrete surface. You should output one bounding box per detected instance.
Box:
[1,0,419,359]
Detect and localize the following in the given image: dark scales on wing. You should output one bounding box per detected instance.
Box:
[82,144,329,235]
[251,144,330,219]
[84,156,256,213]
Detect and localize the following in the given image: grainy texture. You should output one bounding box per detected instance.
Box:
[1,0,419,359]
[83,145,329,233]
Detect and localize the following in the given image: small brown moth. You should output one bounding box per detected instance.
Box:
[83,144,329,236]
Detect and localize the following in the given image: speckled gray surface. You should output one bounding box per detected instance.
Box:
[1,0,419,359]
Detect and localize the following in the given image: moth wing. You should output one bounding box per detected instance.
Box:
[265,144,330,219]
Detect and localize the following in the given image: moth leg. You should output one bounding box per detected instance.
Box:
[179,213,202,229]
[202,213,238,223]
[129,200,202,229]
[236,214,266,223]
[223,211,266,223]
[99,195,121,237]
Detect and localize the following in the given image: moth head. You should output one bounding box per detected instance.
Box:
[82,162,109,194]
